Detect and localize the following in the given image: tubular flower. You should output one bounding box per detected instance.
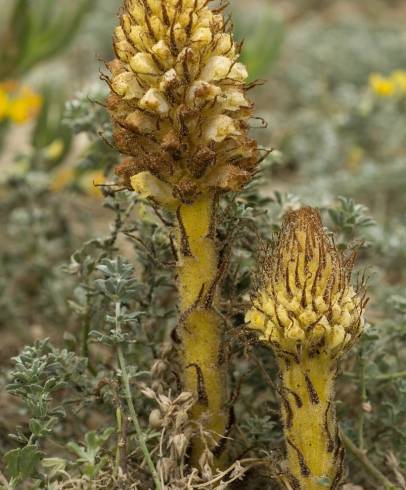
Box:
[106,0,259,205]
[246,208,367,490]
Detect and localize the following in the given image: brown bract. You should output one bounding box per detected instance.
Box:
[105,0,260,204]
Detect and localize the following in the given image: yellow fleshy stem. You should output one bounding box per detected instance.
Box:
[279,354,343,490]
[176,194,228,468]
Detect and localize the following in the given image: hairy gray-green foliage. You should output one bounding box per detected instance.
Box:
[0,170,75,333]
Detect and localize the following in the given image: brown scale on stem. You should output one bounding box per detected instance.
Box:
[186,363,209,405]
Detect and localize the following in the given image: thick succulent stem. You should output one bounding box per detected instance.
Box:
[278,355,343,490]
[175,194,228,467]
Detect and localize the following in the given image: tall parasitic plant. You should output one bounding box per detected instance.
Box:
[105,0,260,468]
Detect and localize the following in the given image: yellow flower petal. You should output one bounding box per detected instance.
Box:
[369,73,395,97]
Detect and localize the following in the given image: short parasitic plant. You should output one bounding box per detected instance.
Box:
[105,0,260,468]
[246,207,368,489]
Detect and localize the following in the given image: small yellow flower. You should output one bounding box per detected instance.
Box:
[131,172,176,207]
[44,139,65,161]
[8,87,42,124]
[369,73,396,97]
[0,82,42,124]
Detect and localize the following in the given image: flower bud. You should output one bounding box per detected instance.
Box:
[246,207,366,358]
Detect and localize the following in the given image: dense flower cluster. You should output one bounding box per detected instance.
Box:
[106,0,259,205]
[246,207,367,357]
